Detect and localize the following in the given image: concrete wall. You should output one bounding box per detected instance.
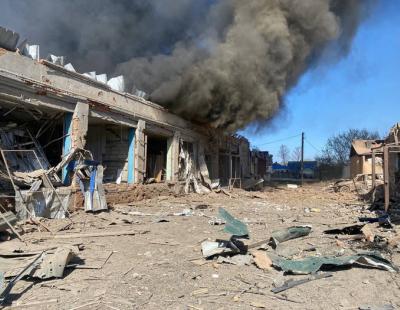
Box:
[350,155,383,178]
[0,51,203,139]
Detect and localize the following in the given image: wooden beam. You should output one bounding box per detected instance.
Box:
[384,146,390,212]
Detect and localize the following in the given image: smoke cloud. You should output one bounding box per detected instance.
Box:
[1,0,372,131]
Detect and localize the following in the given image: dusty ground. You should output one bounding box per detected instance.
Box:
[1,183,400,309]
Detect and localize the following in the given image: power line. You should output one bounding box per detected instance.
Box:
[255,133,302,147]
[305,138,322,153]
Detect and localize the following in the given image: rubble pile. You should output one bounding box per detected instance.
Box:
[0,124,107,219]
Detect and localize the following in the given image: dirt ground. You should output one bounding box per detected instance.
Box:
[1,183,400,310]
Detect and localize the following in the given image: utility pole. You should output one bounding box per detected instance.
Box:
[301,132,304,186]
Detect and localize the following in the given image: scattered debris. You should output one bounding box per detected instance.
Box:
[68,250,114,269]
[243,178,264,191]
[271,273,333,293]
[304,207,321,213]
[0,252,44,303]
[191,288,209,296]
[359,215,392,228]
[201,240,233,258]
[192,204,209,210]
[324,224,365,235]
[190,259,209,266]
[0,246,76,303]
[359,305,395,310]
[153,217,169,223]
[0,273,3,292]
[6,298,58,309]
[287,184,298,189]
[33,247,75,279]
[270,225,312,248]
[217,254,252,266]
[50,230,146,239]
[251,250,273,271]
[250,301,267,308]
[269,252,397,274]
[208,217,225,226]
[218,208,249,237]
[361,224,376,242]
[0,210,18,234]
[333,173,383,194]
[173,209,193,217]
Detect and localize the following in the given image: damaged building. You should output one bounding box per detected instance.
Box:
[350,139,384,178]
[0,27,269,218]
[371,123,400,211]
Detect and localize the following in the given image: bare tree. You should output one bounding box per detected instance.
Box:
[278,144,290,165]
[318,129,380,164]
[291,146,302,161]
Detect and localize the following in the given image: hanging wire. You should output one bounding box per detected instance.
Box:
[254,133,302,147]
[305,138,322,153]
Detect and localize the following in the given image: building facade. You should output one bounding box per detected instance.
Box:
[0,29,270,211]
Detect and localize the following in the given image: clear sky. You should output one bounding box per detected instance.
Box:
[242,1,400,162]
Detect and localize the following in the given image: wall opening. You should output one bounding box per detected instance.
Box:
[146,135,167,182]
[86,124,130,183]
[218,152,230,186]
[232,156,241,179]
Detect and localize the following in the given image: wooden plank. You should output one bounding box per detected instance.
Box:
[51,230,147,239]
[384,146,390,212]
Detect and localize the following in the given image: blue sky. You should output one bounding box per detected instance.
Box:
[242,1,400,162]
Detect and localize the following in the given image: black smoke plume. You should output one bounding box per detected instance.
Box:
[1,0,373,131]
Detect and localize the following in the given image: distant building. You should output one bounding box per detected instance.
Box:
[249,150,273,180]
[287,161,318,179]
[272,163,288,172]
[272,161,317,179]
